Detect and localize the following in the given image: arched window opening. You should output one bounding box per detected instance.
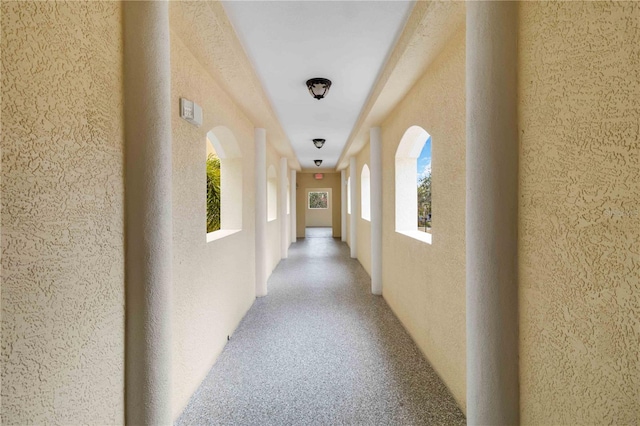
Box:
[361,164,371,221]
[395,125,432,244]
[417,137,431,233]
[286,177,291,215]
[267,165,278,221]
[206,127,243,242]
[206,140,221,233]
[347,176,351,214]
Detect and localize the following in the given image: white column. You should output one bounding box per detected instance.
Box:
[255,129,267,297]
[341,169,347,242]
[280,157,288,259]
[349,157,358,258]
[466,2,519,425]
[290,169,297,243]
[123,2,172,424]
[370,128,382,295]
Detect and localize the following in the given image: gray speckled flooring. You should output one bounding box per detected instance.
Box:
[176,229,466,425]
[305,227,334,238]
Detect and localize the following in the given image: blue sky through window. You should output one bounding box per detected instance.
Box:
[417,136,431,183]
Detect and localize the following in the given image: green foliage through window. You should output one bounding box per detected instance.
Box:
[308,191,328,209]
[207,153,221,233]
[417,174,431,232]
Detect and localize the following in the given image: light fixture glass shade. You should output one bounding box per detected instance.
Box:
[314,160,323,167]
[306,78,332,100]
[313,139,325,149]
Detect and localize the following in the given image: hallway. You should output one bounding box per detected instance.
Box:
[176,230,465,425]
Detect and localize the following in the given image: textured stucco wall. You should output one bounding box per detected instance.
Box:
[381,28,466,411]
[170,32,256,418]
[296,173,342,238]
[519,2,640,424]
[1,2,124,423]
[356,144,372,277]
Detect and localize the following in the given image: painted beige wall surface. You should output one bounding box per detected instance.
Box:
[381,28,466,411]
[1,2,124,423]
[170,32,257,418]
[296,172,342,238]
[305,188,333,227]
[519,2,640,424]
[357,144,372,277]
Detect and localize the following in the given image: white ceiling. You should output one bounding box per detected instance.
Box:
[222,1,414,170]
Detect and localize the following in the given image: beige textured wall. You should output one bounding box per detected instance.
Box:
[381,28,466,410]
[1,2,124,423]
[519,2,640,424]
[356,144,372,277]
[1,9,3,415]
[170,33,256,418]
[296,173,342,238]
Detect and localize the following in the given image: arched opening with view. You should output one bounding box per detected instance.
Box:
[395,125,432,244]
[361,164,371,221]
[286,177,290,215]
[206,126,243,241]
[347,176,351,214]
[267,165,278,221]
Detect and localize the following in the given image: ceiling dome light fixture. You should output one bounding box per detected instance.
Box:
[306,78,332,100]
[314,160,323,167]
[313,138,326,149]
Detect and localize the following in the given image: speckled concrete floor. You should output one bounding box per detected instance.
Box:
[176,230,466,425]
[305,227,334,238]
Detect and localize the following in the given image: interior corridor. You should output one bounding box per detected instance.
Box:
[176,229,465,425]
